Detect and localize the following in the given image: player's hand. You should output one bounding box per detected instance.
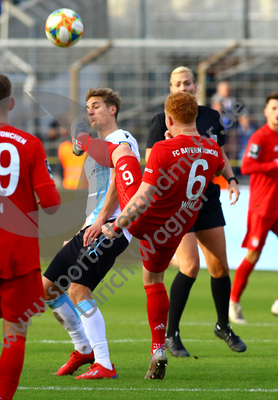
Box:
[165,130,173,140]
[83,221,103,246]
[63,240,70,247]
[102,223,116,239]
[228,180,240,205]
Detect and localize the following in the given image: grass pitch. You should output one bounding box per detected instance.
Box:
[6,265,278,399]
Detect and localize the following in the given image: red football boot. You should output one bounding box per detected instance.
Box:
[75,363,118,380]
[56,350,95,376]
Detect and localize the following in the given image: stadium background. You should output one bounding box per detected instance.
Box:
[0,0,277,269]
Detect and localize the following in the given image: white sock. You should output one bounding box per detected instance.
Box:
[46,294,92,354]
[77,299,112,370]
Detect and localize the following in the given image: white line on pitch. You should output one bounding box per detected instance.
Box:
[28,338,278,344]
[106,321,278,327]
[18,387,278,392]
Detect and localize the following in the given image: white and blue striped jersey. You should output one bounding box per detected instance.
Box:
[84,129,140,242]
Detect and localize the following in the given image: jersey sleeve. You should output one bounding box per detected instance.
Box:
[146,113,167,148]
[241,133,278,174]
[142,142,166,186]
[36,185,60,214]
[107,131,140,162]
[31,139,56,190]
[217,157,225,171]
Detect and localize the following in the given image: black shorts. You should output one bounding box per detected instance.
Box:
[188,182,226,233]
[44,225,129,292]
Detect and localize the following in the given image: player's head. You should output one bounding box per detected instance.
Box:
[85,87,121,121]
[170,66,197,96]
[264,91,278,131]
[165,92,198,130]
[0,74,15,119]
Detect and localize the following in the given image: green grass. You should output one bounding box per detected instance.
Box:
[4,265,278,399]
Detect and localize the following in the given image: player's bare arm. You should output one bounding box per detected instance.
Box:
[63,221,88,247]
[102,181,154,239]
[220,145,240,205]
[214,162,225,177]
[145,148,152,163]
[83,169,119,246]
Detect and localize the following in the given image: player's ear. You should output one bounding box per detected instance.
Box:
[110,105,117,117]
[168,115,174,126]
[9,97,15,111]
[169,85,173,94]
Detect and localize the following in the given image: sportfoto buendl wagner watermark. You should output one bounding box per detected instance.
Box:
[1,93,237,347]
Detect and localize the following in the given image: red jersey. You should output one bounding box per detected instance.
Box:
[129,134,224,246]
[241,123,278,218]
[0,125,56,279]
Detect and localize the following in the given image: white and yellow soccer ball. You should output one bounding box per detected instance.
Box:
[45,8,83,48]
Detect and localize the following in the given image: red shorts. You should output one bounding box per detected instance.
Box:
[131,213,197,273]
[140,239,181,273]
[0,269,45,323]
[242,211,278,252]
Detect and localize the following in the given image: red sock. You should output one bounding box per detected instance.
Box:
[76,133,117,168]
[115,155,142,212]
[230,259,255,302]
[144,283,169,354]
[0,336,26,400]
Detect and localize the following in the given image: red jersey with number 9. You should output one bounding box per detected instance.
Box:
[0,125,55,278]
[129,134,224,246]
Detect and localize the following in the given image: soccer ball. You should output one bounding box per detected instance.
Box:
[45,8,83,48]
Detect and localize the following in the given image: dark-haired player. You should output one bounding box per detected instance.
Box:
[230,91,278,323]
[0,74,60,400]
[43,87,140,380]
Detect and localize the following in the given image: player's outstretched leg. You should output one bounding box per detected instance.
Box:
[56,350,95,376]
[114,154,142,211]
[75,363,118,380]
[271,297,278,316]
[214,324,247,352]
[75,132,117,167]
[143,282,169,379]
[229,301,246,324]
[0,334,26,400]
[74,299,117,380]
[145,347,168,380]
[44,291,94,375]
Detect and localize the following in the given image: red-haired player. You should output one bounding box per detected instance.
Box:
[77,92,225,379]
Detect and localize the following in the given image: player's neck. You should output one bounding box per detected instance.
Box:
[267,122,278,133]
[176,127,200,137]
[0,114,8,125]
[99,121,119,138]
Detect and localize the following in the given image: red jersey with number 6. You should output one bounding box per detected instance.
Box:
[0,125,56,279]
[129,134,224,246]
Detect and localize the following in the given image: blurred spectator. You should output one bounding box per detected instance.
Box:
[58,130,87,190]
[237,111,258,161]
[211,81,238,132]
[47,119,60,139]
[211,81,245,162]
[211,80,236,115]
